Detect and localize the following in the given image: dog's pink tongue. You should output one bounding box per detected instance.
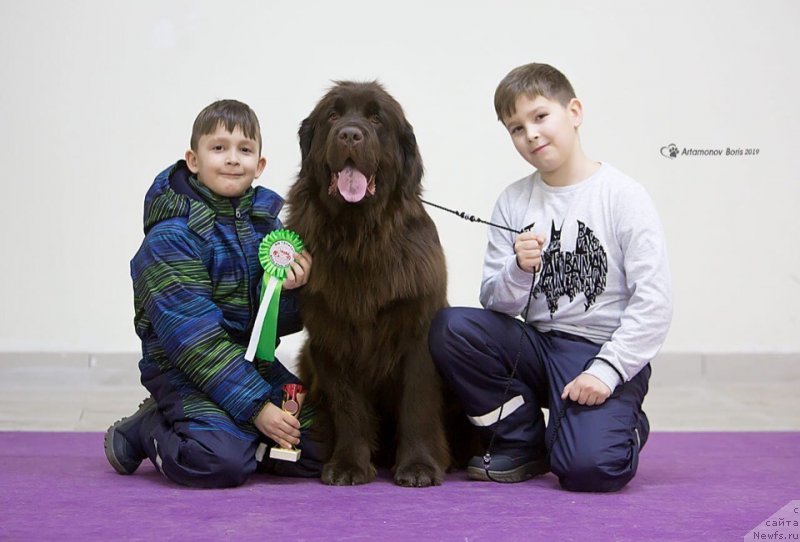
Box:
[337,165,368,203]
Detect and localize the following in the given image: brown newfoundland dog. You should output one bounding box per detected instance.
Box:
[284,81,457,487]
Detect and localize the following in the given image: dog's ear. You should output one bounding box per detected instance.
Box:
[298,116,314,164]
[400,120,423,197]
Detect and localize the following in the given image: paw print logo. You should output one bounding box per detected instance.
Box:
[660,143,679,159]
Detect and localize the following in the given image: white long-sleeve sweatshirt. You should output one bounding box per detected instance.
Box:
[480,162,672,392]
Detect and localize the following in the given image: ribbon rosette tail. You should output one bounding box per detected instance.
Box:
[245,229,304,362]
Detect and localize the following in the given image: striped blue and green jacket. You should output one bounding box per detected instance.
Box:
[131,160,301,428]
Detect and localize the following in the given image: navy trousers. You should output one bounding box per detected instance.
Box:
[429,307,650,492]
[118,358,323,488]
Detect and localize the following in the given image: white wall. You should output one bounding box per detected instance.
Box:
[0,0,797,354]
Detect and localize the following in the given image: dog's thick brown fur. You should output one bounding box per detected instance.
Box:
[284,81,456,487]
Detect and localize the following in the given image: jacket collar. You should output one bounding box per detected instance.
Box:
[143,160,283,238]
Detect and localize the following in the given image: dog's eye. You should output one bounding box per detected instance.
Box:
[369,115,381,125]
[328,112,340,122]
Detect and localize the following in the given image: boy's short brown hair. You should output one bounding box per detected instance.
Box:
[494,63,577,121]
[190,99,262,152]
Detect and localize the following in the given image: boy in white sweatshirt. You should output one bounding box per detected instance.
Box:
[429,62,672,492]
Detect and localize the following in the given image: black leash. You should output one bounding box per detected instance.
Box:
[480,266,538,483]
[422,199,540,483]
[421,199,534,235]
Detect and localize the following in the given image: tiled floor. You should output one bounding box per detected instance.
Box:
[1,341,798,432]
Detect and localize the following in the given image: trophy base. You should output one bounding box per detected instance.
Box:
[269,447,301,462]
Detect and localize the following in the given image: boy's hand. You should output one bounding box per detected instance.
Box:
[282,250,312,290]
[253,402,301,448]
[514,232,547,273]
[561,373,612,406]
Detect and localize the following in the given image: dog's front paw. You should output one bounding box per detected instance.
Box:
[321,460,377,486]
[394,462,444,487]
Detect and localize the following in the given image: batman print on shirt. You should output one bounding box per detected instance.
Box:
[533,220,609,317]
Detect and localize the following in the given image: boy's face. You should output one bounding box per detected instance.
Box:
[185,123,266,198]
[502,94,583,177]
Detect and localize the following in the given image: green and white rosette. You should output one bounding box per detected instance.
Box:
[245,229,304,362]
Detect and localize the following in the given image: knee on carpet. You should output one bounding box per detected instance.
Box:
[551,445,637,493]
[163,437,252,489]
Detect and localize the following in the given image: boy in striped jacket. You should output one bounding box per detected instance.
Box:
[104,100,319,488]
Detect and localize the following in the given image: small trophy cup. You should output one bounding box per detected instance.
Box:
[269,383,306,462]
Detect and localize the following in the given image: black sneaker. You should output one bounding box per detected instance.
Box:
[467,452,549,483]
[104,397,157,475]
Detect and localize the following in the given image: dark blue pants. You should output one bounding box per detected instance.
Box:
[429,307,650,492]
[119,358,323,488]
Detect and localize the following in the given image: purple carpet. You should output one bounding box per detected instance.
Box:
[1,431,797,541]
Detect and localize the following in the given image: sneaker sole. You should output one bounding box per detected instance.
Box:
[104,423,136,475]
[467,459,549,483]
[104,397,155,475]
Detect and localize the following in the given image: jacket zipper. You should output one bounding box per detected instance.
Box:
[233,206,257,329]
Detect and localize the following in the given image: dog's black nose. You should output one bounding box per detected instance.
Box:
[338,126,363,146]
